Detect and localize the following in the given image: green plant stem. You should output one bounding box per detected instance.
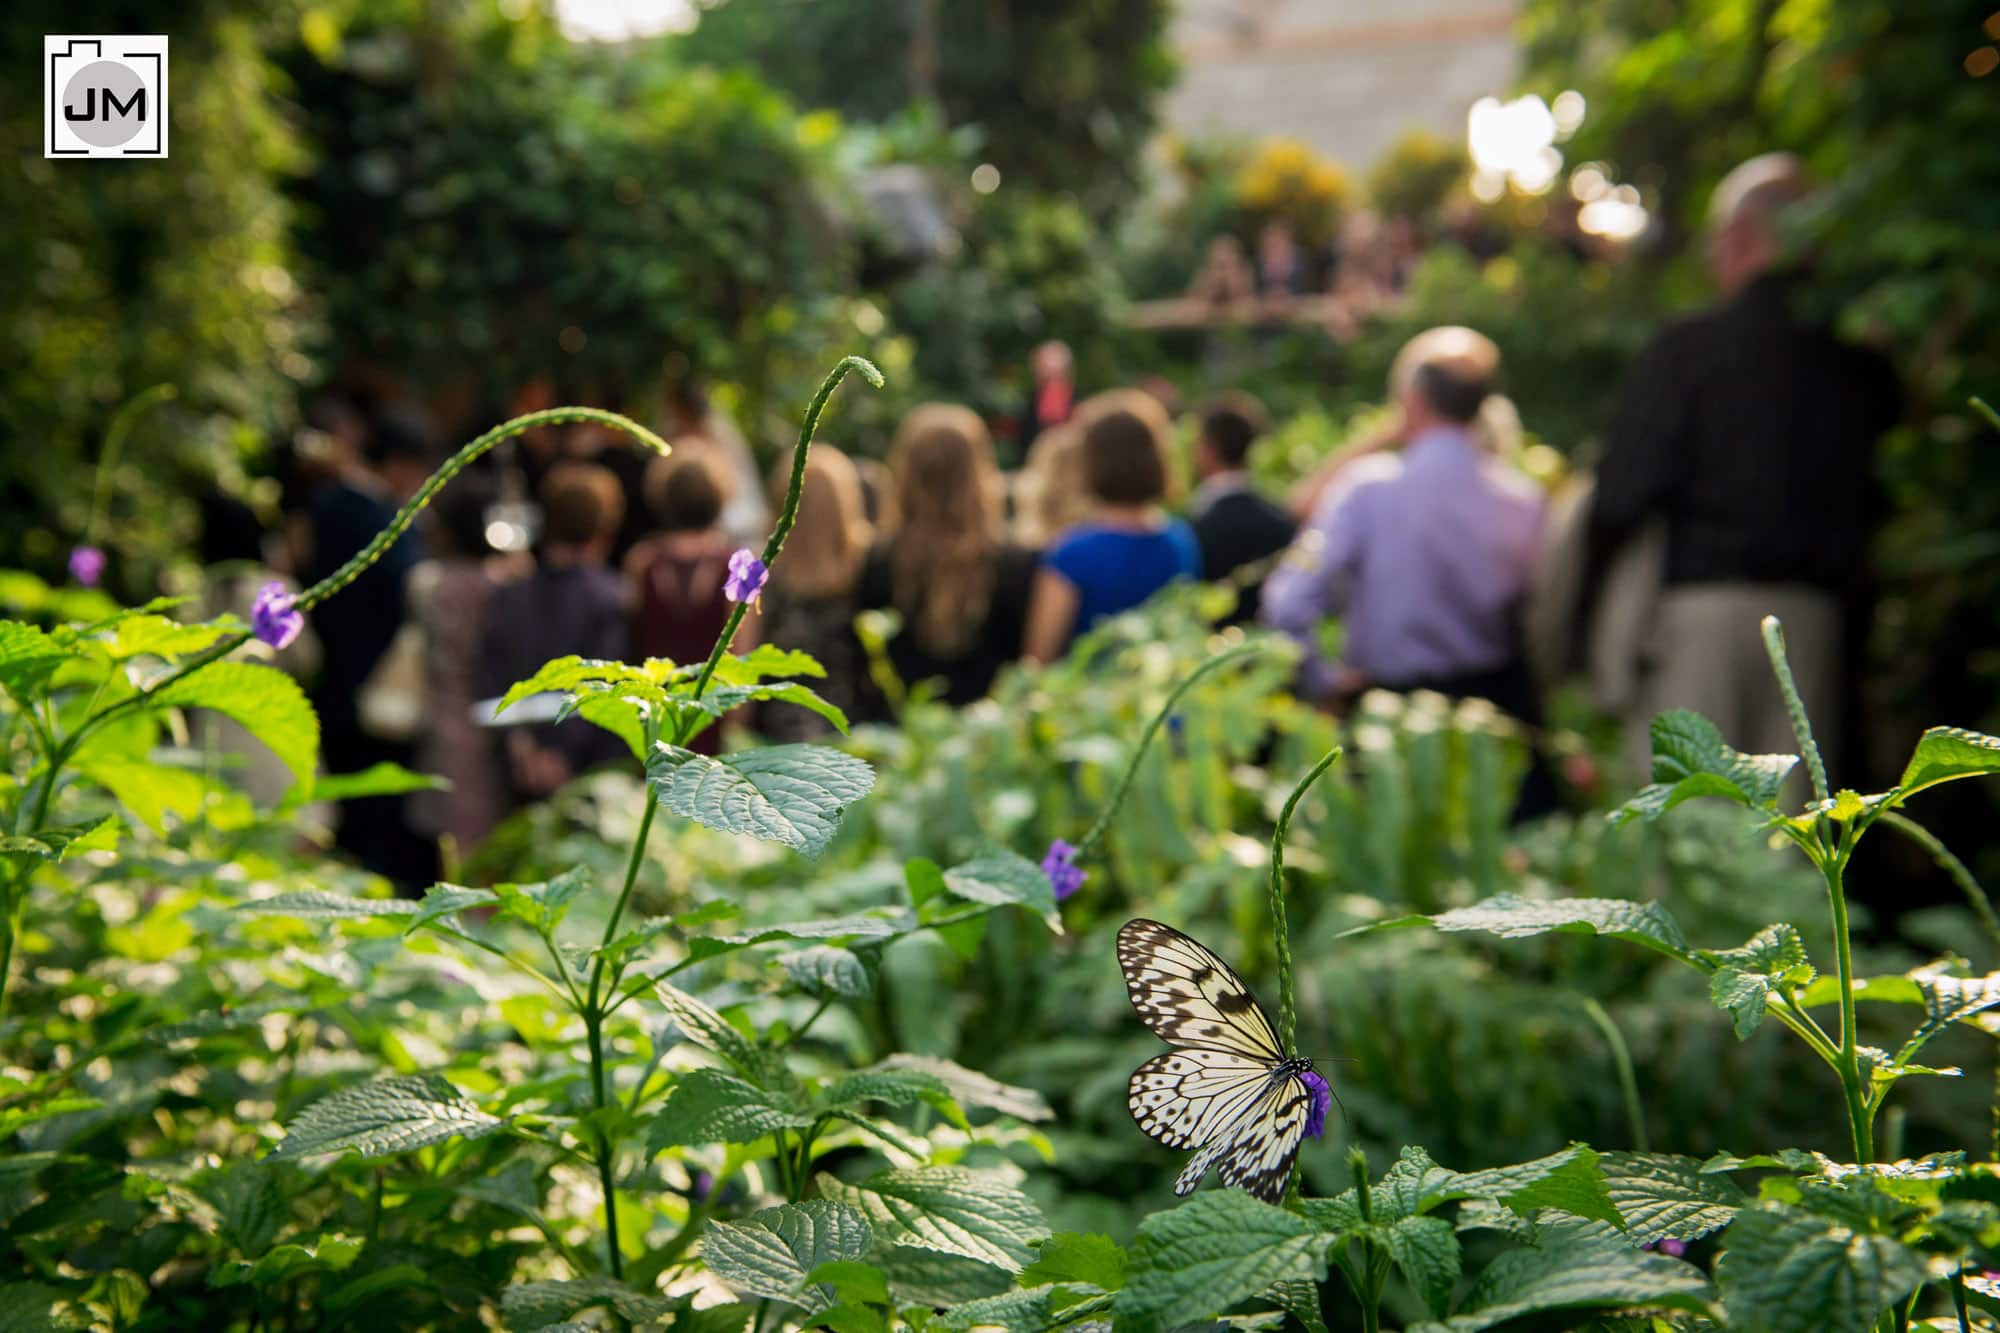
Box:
[1269,748,1343,1058]
[1953,1266,1973,1333]
[1880,811,2000,955]
[1760,615,1829,806]
[1349,1150,1382,1333]
[584,1010,624,1278]
[1824,843,1873,1163]
[84,384,177,546]
[1582,997,1649,1152]
[1073,643,1268,858]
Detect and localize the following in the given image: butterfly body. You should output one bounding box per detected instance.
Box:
[1117,918,1328,1202]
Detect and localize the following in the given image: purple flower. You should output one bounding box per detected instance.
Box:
[68,545,105,587]
[250,581,303,650]
[692,1170,715,1203]
[724,549,768,605]
[1300,1067,1332,1140]
[1041,839,1086,901]
[1647,1237,1689,1258]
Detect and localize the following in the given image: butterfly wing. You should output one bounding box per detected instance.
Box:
[1128,1048,1279,1149]
[1117,918,1284,1060]
[1172,1069,1311,1203]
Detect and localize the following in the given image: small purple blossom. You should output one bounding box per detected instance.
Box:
[692,1170,715,1203]
[68,545,105,587]
[1300,1067,1332,1140]
[1041,839,1086,901]
[724,549,768,605]
[1646,1237,1689,1258]
[250,581,304,650]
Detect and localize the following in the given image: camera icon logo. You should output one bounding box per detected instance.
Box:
[45,35,168,159]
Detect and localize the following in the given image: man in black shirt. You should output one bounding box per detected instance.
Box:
[1587,153,1899,779]
[1188,393,1296,625]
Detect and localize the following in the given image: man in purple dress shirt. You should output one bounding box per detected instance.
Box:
[1261,327,1546,718]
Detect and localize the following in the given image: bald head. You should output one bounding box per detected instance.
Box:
[1707,152,1810,293]
[1391,325,1500,427]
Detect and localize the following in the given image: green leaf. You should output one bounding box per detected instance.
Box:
[0,620,69,697]
[1701,924,1815,1039]
[1715,1202,1928,1333]
[195,1162,286,1257]
[855,1055,1053,1122]
[1266,1278,1328,1333]
[815,1167,1048,1271]
[497,656,668,716]
[1426,1218,1711,1330]
[1896,967,2000,1063]
[942,849,1064,934]
[700,1201,872,1314]
[1115,1190,1329,1333]
[647,1069,816,1151]
[782,944,874,997]
[1016,1231,1127,1291]
[1898,726,2000,799]
[675,681,850,735]
[818,1068,962,1127]
[698,644,826,684]
[103,614,241,661]
[492,866,590,935]
[936,1287,1058,1332]
[871,1246,1013,1307]
[499,1277,674,1331]
[1305,1145,1618,1232]
[273,1075,503,1159]
[72,755,204,834]
[654,981,766,1079]
[1347,893,1689,961]
[803,1261,889,1306]
[0,1281,85,1332]
[1385,1214,1460,1317]
[1649,709,1797,805]
[0,817,116,863]
[647,742,876,858]
[236,891,420,921]
[1598,1152,1746,1245]
[408,882,501,931]
[308,763,448,803]
[153,661,319,789]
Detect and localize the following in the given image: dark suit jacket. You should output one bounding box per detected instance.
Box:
[1191,483,1297,625]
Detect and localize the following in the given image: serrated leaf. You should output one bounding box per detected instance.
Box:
[654,981,765,1079]
[1115,1190,1328,1333]
[0,1280,86,1332]
[72,755,204,834]
[675,681,849,735]
[1715,1202,1927,1333]
[1306,1145,1617,1232]
[648,742,875,857]
[1266,1277,1328,1333]
[499,1277,674,1331]
[408,882,501,931]
[273,1075,502,1159]
[864,1055,1053,1122]
[0,620,69,697]
[152,660,319,788]
[648,1069,816,1151]
[818,1068,961,1126]
[1017,1232,1127,1291]
[236,891,419,921]
[701,1201,872,1314]
[782,945,874,997]
[804,1261,889,1306]
[1347,894,1689,961]
[936,1287,1058,1332]
[942,850,1064,934]
[497,656,669,716]
[1898,726,2000,799]
[815,1168,1047,1271]
[492,866,590,935]
[695,644,826,684]
[1701,924,1814,1039]
[871,1246,1013,1307]
[1896,967,2000,1064]
[1427,1218,1710,1330]
[0,817,115,862]
[195,1162,285,1257]
[1648,709,1797,806]
[1385,1214,1460,1317]
[103,614,241,661]
[1598,1152,1746,1245]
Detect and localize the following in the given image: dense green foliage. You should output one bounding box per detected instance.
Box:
[5,365,2000,1329]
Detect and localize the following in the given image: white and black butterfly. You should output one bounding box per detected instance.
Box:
[1118,918,1330,1203]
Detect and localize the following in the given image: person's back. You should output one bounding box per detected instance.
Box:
[1024,390,1201,661]
[755,446,872,741]
[859,404,1038,708]
[628,446,741,753]
[1187,393,1296,623]
[1586,153,1899,777]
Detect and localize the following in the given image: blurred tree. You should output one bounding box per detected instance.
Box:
[0,1,308,589]
[1235,137,1350,247]
[1366,128,1469,223]
[678,0,1176,215]
[284,4,851,434]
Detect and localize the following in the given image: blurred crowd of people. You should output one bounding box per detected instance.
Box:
[222,152,1896,888]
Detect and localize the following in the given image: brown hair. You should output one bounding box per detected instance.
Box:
[1078,388,1178,507]
[1013,421,1091,547]
[645,441,731,534]
[768,445,871,598]
[886,404,1005,657]
[540,461,624,547]
[1197,391,1272,468]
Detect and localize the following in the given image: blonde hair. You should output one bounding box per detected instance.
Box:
[887,404,1005,658]
[1013,421,1092,547]
[768,445,871,598]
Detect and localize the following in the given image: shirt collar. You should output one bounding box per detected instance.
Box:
[1189,469,1251,517]
[1403,425,1478,464]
